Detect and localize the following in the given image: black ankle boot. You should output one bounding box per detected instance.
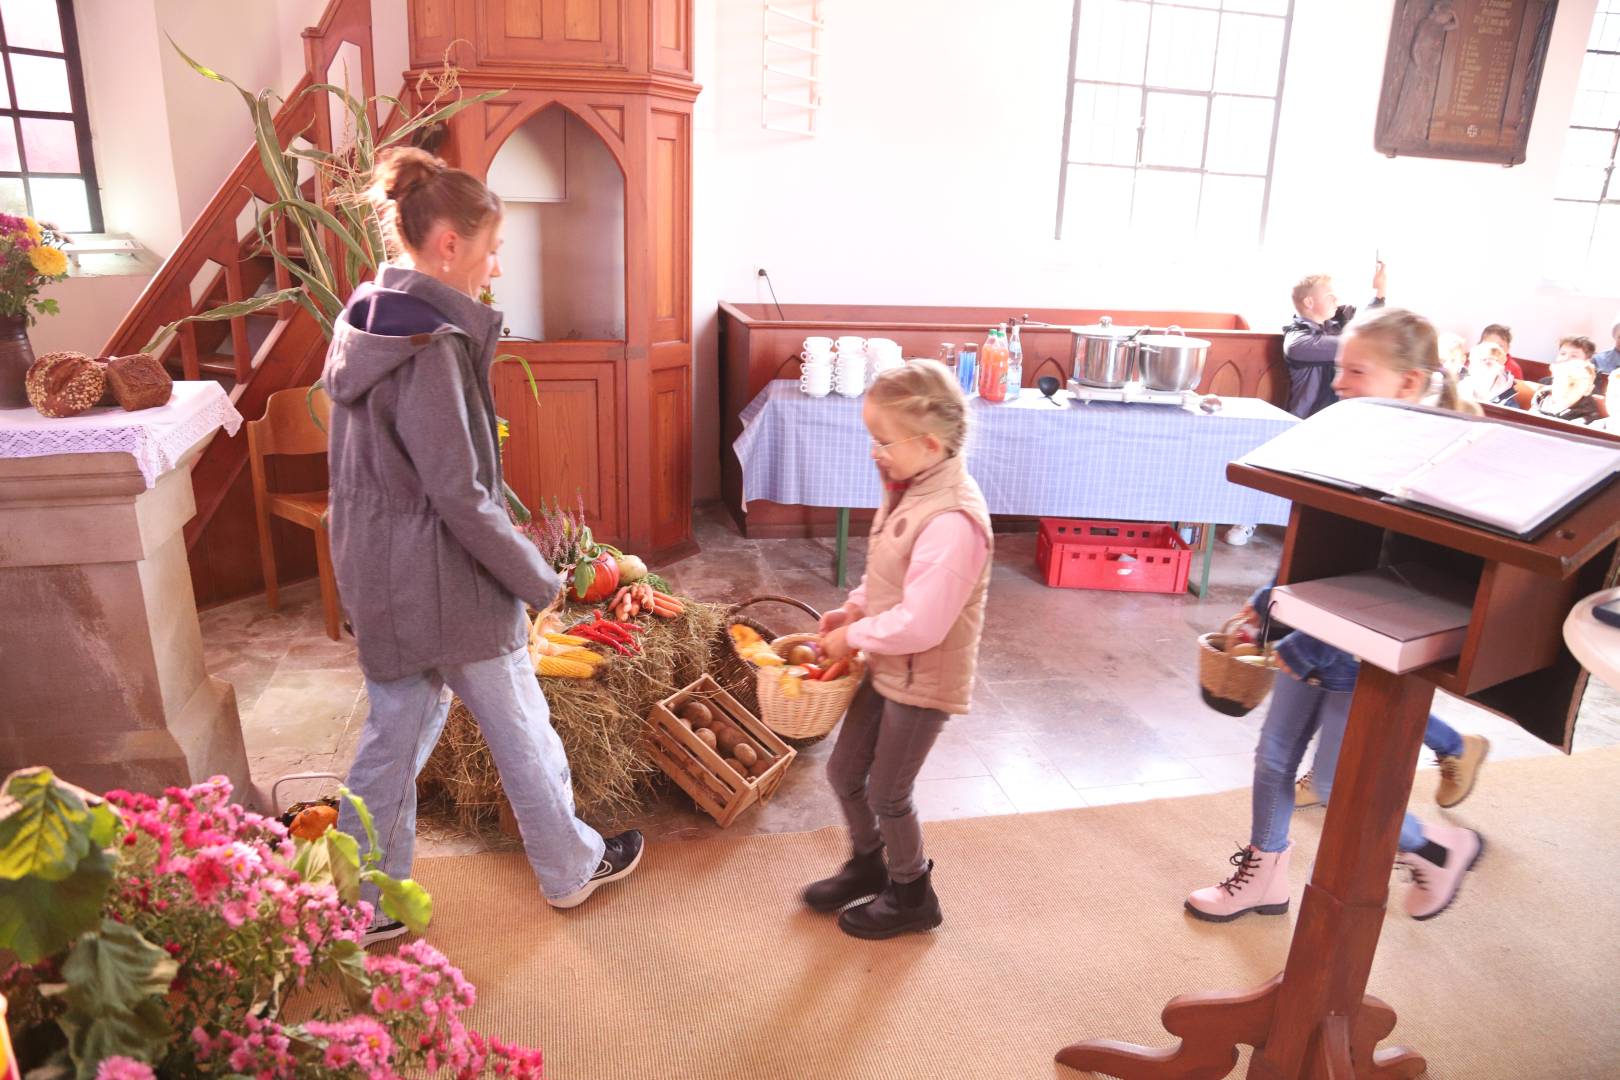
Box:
[802,847,888,912]
[837,860,943,939]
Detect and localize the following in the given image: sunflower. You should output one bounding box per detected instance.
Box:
[29,244,68,277]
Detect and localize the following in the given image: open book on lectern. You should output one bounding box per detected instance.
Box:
[1237,399,1620,539]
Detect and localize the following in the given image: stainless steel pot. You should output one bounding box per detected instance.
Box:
[1137,325,1211,392]
[1071,316,1144,388]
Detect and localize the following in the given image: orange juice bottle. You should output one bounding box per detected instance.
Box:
[978,328,1009,402]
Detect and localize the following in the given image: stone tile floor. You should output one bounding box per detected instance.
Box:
[203,504,1620,858]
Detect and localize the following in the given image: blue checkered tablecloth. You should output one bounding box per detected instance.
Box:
[734,380,1296,525]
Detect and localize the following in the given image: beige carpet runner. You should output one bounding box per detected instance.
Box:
[408,746,1620,1079]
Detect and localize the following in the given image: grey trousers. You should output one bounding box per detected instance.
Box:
[826,677,948,883]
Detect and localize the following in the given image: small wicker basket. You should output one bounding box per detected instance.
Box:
[724,595,863,741]
[754,632,866,740]
[1197,614,1278,717]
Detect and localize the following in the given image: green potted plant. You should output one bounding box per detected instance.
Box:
[0,215,70,408]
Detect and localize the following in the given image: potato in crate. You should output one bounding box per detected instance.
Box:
[1036,517,1193,594]
[646,675,796,827]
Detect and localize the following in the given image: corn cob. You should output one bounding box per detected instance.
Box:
[545,632,591,647]
[537,655,597,679]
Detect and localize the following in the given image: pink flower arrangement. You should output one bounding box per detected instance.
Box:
[0,213,67,323]
[1,775,543,1079]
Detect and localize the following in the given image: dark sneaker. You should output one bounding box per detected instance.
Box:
[548,830,645,909]
[838,860,944,940]
[362,918,408,947]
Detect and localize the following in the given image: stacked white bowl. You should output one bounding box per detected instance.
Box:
[834,335,867,396]
[865,337,903,385]
[799,336,834,397]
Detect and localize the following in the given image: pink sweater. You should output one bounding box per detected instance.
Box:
[843,510,990,655]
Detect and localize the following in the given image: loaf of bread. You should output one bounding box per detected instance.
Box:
[104,353,172,411]
[25,351,106,418]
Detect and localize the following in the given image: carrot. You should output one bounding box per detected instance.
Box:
[818,658,850,682]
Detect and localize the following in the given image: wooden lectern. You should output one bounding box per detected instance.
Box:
[1056,459,1620,1079]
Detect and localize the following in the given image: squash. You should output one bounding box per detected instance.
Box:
[616,553,649,583]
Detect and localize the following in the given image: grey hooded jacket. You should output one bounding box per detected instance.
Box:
[322,265,560,682]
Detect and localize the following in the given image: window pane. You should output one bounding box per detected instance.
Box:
[1591,8,1620,52]
[29,176,89,231]
[1133,168,1201,237]
[1141,91,1206,168]
[1199,173,1265,243]
[0,0,63,51]
[1214,13,1284,96]
[1070,82,1141,166]
[1223,0,1290,15]
[1075,0,1149,86]
[0,62,9,108]
[1062,164,1135,240]
[1145,7,1219,92]
[10,53,71,112]
[1570,53,1620,129]
[0,176,22,215]
[1543,200,1597,289]
[0,119,15,170]
[20,116,76,172]
[1554,128,1616,200]
[1205,94,1273,174]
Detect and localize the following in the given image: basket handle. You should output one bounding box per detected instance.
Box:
[729,594,823,624]
[1218,613,1272,657]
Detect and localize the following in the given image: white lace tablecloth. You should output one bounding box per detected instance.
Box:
[0,381,243,487]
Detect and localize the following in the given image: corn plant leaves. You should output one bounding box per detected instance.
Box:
[139,289,304,355]
[57,919,177,1079]
[380,89,506,149]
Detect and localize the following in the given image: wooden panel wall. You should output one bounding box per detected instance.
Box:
[473,0,626,67]
[649,360,691,551]
[650,0,692,75]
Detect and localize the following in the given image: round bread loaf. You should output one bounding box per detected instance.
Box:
[26,351,106,418]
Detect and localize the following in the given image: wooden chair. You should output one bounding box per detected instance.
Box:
[248,387,341,640]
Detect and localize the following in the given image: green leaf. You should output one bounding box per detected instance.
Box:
[0,846,113,964]
[380,89,507,150]
[326,936,372,1011]
[573,561,593,599]
[306,381,328,434]
[338,788,379,864]
[502,481,531,523]
[360,870,432,934]
[291,828,360,904]
[37,298,60,316]
[139,288,305,355]
[494,352,540,403]
[0,767,113,883]
[57,920,176,1079]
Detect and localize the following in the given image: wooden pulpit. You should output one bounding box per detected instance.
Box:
[1056,456,1620,1078]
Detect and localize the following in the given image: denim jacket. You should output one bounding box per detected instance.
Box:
[1249,582,1360,693]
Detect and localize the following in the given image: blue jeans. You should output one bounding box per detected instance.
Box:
[1251,672,1427,854]
[337,645,605,905]
[1424,714,1463,758]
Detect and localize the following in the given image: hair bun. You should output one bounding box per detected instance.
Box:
[373,147,446,204]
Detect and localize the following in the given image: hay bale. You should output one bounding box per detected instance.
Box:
[417,599,728,830]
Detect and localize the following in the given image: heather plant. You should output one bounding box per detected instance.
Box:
[0,768,542,1079]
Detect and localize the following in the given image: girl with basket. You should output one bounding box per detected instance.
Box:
[807,359,993,939]
[1185,309,1490,925]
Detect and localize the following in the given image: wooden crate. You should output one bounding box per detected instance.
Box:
[646,674,796,827]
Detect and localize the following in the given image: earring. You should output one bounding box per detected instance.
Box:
[441,262,450,273]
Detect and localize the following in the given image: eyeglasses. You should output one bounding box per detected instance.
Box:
[870,434,925,456]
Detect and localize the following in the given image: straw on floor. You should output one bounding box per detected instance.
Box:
[402,746,1620,1080]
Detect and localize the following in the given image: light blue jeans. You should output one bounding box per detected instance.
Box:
[1251,672,1430,855]
[337,645,605,906]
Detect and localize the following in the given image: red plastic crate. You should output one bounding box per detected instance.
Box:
[1035,518,1193,594]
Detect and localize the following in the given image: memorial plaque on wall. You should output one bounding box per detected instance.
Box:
[1374,0,1559,165]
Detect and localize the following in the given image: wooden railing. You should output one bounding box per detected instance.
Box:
[100,0,376,377]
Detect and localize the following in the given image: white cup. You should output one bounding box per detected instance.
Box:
[866,337,900,358]
[834,377,864,397]
[804,336,833,353]
[800,349,833,364]
[836,335,866,353]
[800,365,832,396]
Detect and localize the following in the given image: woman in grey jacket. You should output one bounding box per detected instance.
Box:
[324,148,642,941]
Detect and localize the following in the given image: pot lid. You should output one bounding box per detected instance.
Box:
[1070,315,1142,339]
[1137,332,1212,348]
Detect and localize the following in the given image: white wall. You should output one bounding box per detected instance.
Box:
[689,0,1618,500]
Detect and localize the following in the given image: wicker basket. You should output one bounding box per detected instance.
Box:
[724,595,864,741]
[1197,614,1278,717]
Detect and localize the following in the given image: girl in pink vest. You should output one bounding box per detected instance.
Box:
[808,359,994,939]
